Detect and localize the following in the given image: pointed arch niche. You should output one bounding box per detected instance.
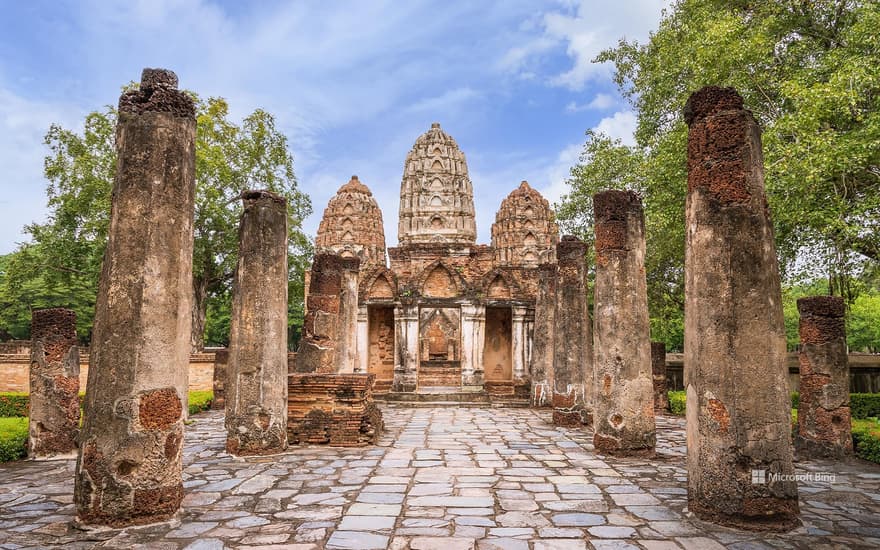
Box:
[422,264,458,298]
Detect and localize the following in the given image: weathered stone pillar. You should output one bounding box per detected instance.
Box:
[530,263,556,407]
[511,307,528,383]
[337,262,360,373]
[296,254,361,373]
[592,191,655,456]
[225,190,289,456]
[28,308,80,457]
[211,348,228,410]
[796,296,852,458]
[552,236,592,426]
[75,68,195,527]
[460,304,475,387]
[651,342,668,412]
[684,86,798,530]
[356,306,369,374]
[392,303,419,392]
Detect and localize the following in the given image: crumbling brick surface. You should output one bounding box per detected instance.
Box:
[139,388,182,430]
[685,87,757,206]
[297,253,360,374]
[118,68,195,118]
[683,86,744,125]
[796,295,852,458]
[28,307,80,456]
[287,374,383,446]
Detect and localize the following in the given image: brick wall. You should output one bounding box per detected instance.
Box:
[0,352,216,393]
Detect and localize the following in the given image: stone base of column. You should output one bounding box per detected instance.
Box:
[531,383,550,407]
[551,389,590,426]
[688,497,800,533]
[593,433,655,458]
[225,416,288,456]
[77,387,186,527]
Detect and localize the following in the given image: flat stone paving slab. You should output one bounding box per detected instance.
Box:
[1,406,879,548]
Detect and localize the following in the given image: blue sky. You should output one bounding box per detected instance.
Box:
[0,0,669,254]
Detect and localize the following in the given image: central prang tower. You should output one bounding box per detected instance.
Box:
[398,122,477,245]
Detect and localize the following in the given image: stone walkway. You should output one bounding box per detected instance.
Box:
[1,406,879,549]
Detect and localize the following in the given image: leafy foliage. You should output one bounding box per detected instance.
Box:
[852,418,880,464]
[668,390,686,415]
[0,393,28,418]
[0,94,312,348]
[851,394,880,420]
[558,0,880,351]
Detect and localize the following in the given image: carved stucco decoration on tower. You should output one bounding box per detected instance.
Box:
[316,175,387,269]
[398,123,477,245]
[491,181,559,267]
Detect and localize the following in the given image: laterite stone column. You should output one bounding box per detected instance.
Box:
[651,342,669,412]
[28,308,80,457]
[592,191,655,456]
[75,68,195,527]
[552,236,592,426]
[796,296,852,458]
[529,263,556,407]
[684,86,798,530]
[296,254,361,373]
[211,349,228,410]
[225,191,289,456]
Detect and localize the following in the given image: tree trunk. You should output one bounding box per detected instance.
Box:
[191,274,208,353]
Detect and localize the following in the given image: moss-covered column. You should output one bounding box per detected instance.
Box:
[28,308,80,457]
[592,191,655,456]
[225,191,289,456]
[684,86,798,530]
[796,296,852,458]
[74,68,195,527]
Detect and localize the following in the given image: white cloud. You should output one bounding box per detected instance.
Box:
[565,92,615,112]
[595,110,637,146]
[500,0,669,90]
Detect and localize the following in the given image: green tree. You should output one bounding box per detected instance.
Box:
[559,0,880,349]
[0,95,312,348]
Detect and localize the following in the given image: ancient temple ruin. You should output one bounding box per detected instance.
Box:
[311,123,579,403]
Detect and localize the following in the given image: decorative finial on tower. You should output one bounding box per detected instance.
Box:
[431,122,440,129]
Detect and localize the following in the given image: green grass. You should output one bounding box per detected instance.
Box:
[0,417,28,462]
[188,390,213,416]
[0,391,214,463]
